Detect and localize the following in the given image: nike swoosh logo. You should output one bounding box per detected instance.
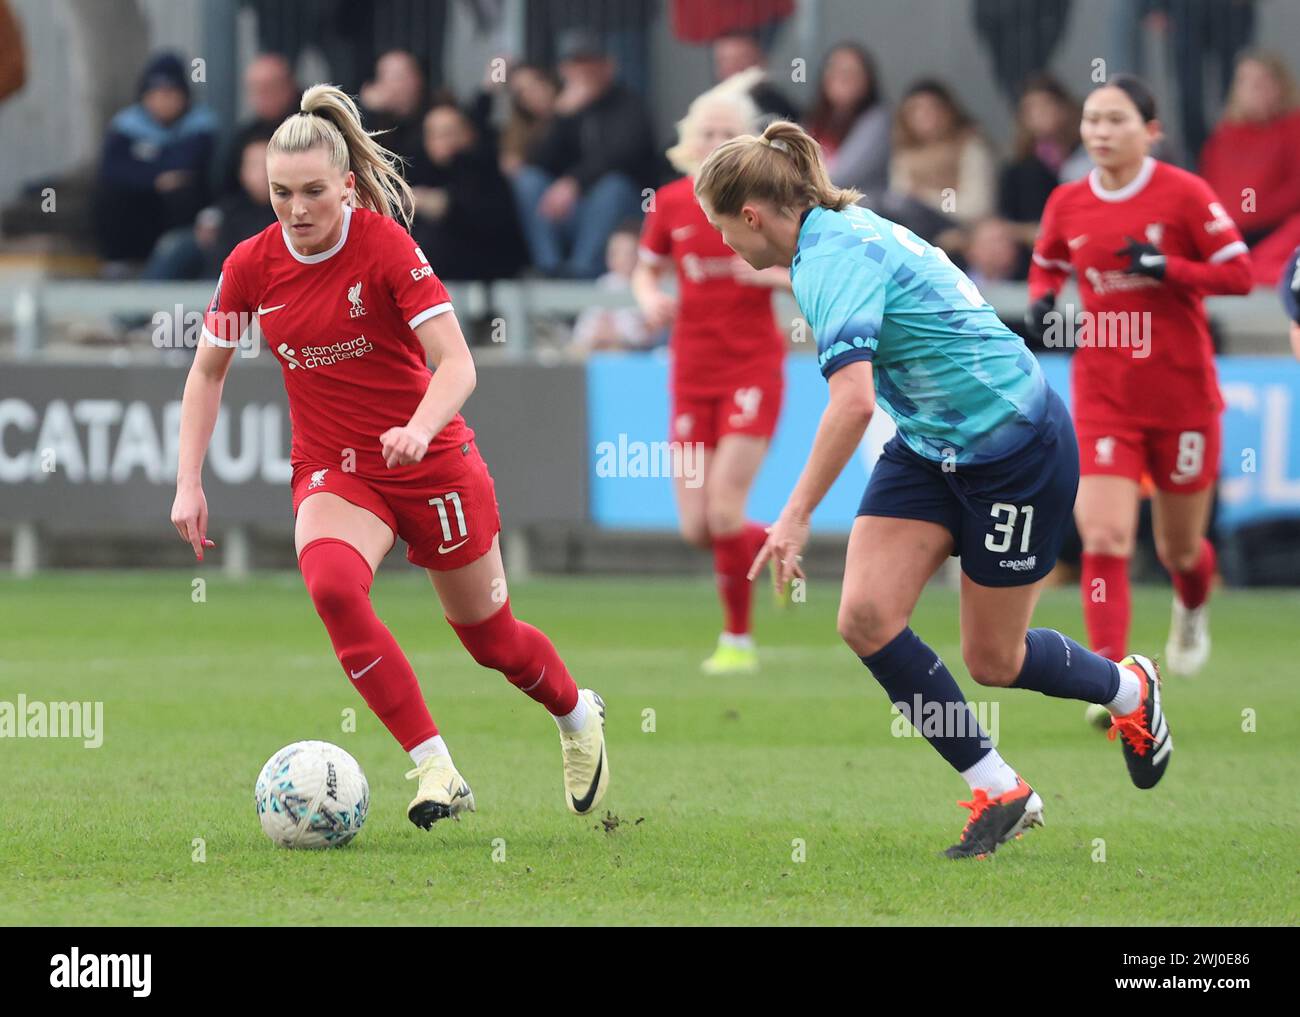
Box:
[350,656,382,680]
[570,749,604,814]
[437,537,470,555]
[257,303,286,315]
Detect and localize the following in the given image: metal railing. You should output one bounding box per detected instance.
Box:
[1,277,1292,360]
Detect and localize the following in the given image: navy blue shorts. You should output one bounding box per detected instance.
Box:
[857,387,1079,587]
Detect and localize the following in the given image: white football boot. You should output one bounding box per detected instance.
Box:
[405,754,476,829]
[560,689,609,815]
[1163,599,1210,676]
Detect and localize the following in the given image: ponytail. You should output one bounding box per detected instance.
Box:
[269,83,415,229]
[694,119,862,218]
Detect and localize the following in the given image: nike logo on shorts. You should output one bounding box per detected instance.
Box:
[437,537,470,555]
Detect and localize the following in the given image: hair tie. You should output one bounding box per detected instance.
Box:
[297,109,312,117]
[763,136,788,153]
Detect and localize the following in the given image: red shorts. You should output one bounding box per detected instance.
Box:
[1076,417,1221,493]
[671,376,783,449]
[291,439,502,570]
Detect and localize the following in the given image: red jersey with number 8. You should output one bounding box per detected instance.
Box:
[1029,158,1251,429]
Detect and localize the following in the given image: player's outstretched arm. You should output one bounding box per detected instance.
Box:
[750,360,876,590]
[380,310,477,468]
[171,338,234,561]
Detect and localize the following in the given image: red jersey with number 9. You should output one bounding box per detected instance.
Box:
[203,204,473,481]
[640,176,786,397]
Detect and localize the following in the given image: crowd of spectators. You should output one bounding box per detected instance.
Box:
[15,0,1290,335]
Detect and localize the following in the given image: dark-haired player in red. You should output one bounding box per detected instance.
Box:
[1027,74,1252,679]
[632,71,789,674]
[171,84,609,829]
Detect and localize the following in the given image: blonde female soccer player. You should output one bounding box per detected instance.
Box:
[633,69,791,675]
[171,85,609,829]
[694,120,1171,858]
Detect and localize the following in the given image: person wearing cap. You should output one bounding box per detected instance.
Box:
[510,29,656,278]
[93,50,218,266]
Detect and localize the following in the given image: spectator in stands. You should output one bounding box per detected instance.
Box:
[973,0,1072,104]
[889,79,997,227]
[1165,0,1259,161]
[999,74,1089,249]
[409,101,527,282]
[93,51,217,266]
[470,61,560,179]
[511,30,655,279]
[712,29,799,122]
[0,0,25,104]
[1251,215,1300,288]
[359,49,429,176]
[804,43,890,195]
[205,133,278,275]
[144,131,278,280]
[671,0,795,54]
[961,217,1028,287]
[1200,51,1300,246]
[572,220,660,352]
[218,53,299,198]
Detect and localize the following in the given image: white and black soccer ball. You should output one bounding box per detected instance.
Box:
[254,741,370,848]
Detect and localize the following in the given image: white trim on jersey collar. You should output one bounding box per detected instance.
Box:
[1088,156,1156,203]
[282,203,353,264]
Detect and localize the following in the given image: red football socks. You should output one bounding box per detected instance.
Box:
[1081,552,1131,661]
[711,521,767,636]
[1172,538,1216,610]
[298,537,437,751]
[447,600,580,716]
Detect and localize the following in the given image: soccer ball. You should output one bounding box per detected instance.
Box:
[254,740,370,848]
[1084,702,1114,733]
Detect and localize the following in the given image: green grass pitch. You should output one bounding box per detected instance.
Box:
[1,570,1296,926]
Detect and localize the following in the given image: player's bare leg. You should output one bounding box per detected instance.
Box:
[1152,485,1216,675]
[429,535,608,815]
[294,493,473,829]
[672,445,713,552]
[1075,475,1140,660]
[698,434,771,674]
[961,566,1172,794]
[838,517,1032,856]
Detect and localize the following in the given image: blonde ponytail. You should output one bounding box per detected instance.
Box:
[694,119,862,218]
[269,83,415,229]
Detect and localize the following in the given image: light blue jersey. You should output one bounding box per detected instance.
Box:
[791,204,1049,465]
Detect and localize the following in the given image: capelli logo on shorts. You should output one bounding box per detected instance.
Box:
[50,948,151,997]
[999,556,1038,571]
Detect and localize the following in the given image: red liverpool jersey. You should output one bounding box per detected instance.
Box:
[1029,157,1251,428]
[640,176,785,396]
[203,204,473,480]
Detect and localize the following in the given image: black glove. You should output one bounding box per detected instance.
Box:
[1115,235,1166,279]
[1024,291,1056,344]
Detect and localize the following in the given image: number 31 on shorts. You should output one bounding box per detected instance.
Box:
[985,502,1034,554]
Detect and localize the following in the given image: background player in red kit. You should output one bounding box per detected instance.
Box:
[1027,75,1252,677]
[170,85,610,828]
[632,70,790,675]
